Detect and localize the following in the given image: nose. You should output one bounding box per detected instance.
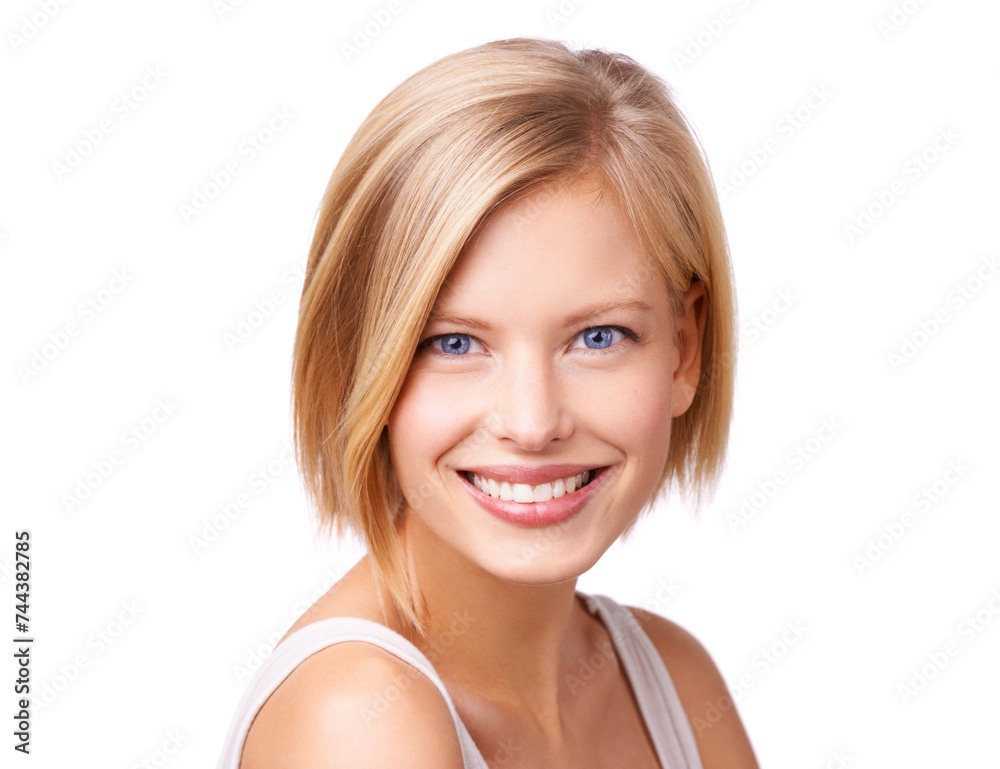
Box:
[488,350,571,451]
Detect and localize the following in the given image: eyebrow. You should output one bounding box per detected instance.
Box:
[427,299,655,331]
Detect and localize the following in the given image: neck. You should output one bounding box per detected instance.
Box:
[376,512,596,737]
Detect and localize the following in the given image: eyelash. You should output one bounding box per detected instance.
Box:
[419,325,642,359]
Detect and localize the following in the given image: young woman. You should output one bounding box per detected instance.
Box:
[217,37,758,769]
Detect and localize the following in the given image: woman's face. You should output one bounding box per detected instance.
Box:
[387,175,705,585]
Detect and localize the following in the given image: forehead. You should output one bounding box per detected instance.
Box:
[430,177,672,324]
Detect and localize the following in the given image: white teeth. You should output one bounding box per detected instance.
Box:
[467,469,596,503]
[512,483,534,503]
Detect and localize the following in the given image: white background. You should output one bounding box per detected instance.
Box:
[3,0,998,767]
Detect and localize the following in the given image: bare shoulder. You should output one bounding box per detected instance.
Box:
[625,606,760,769]
[240,640,465,769]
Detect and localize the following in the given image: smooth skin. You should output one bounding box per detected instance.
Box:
[241,176,758,768]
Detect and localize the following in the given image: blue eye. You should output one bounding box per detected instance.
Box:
[572,325,640,355]
[580,326,620,350]
[426,333,480,356]
[420,325,639,359]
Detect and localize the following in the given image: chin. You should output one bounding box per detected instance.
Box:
[471,540,606,586]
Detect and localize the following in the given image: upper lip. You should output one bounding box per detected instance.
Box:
[458,464,607,486]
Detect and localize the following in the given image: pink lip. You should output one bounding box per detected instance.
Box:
[457,465,611,528]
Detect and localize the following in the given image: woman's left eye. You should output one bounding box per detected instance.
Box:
[571,325,639,354]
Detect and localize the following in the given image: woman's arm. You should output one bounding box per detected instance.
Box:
[240,641,466,769]
[627,607,760,769]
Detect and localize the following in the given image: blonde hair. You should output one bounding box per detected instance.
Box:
[292,37,736,637]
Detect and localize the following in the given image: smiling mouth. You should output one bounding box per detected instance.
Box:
[460,467,606,503]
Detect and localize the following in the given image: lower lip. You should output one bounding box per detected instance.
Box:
[457,467,611,528]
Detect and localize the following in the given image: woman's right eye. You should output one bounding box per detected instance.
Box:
[422,333,484,357]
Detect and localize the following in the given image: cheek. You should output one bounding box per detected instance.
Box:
[387,371,474,498]
[593,360,674,468]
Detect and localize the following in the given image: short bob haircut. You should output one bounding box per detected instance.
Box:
[292,37,736,637]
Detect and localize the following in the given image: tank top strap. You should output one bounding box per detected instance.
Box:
[577,592,704,769]
[215,616,489,769]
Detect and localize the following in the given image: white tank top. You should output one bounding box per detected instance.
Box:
[215,591,703,768]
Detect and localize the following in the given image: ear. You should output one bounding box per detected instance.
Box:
[671,280,708,418]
